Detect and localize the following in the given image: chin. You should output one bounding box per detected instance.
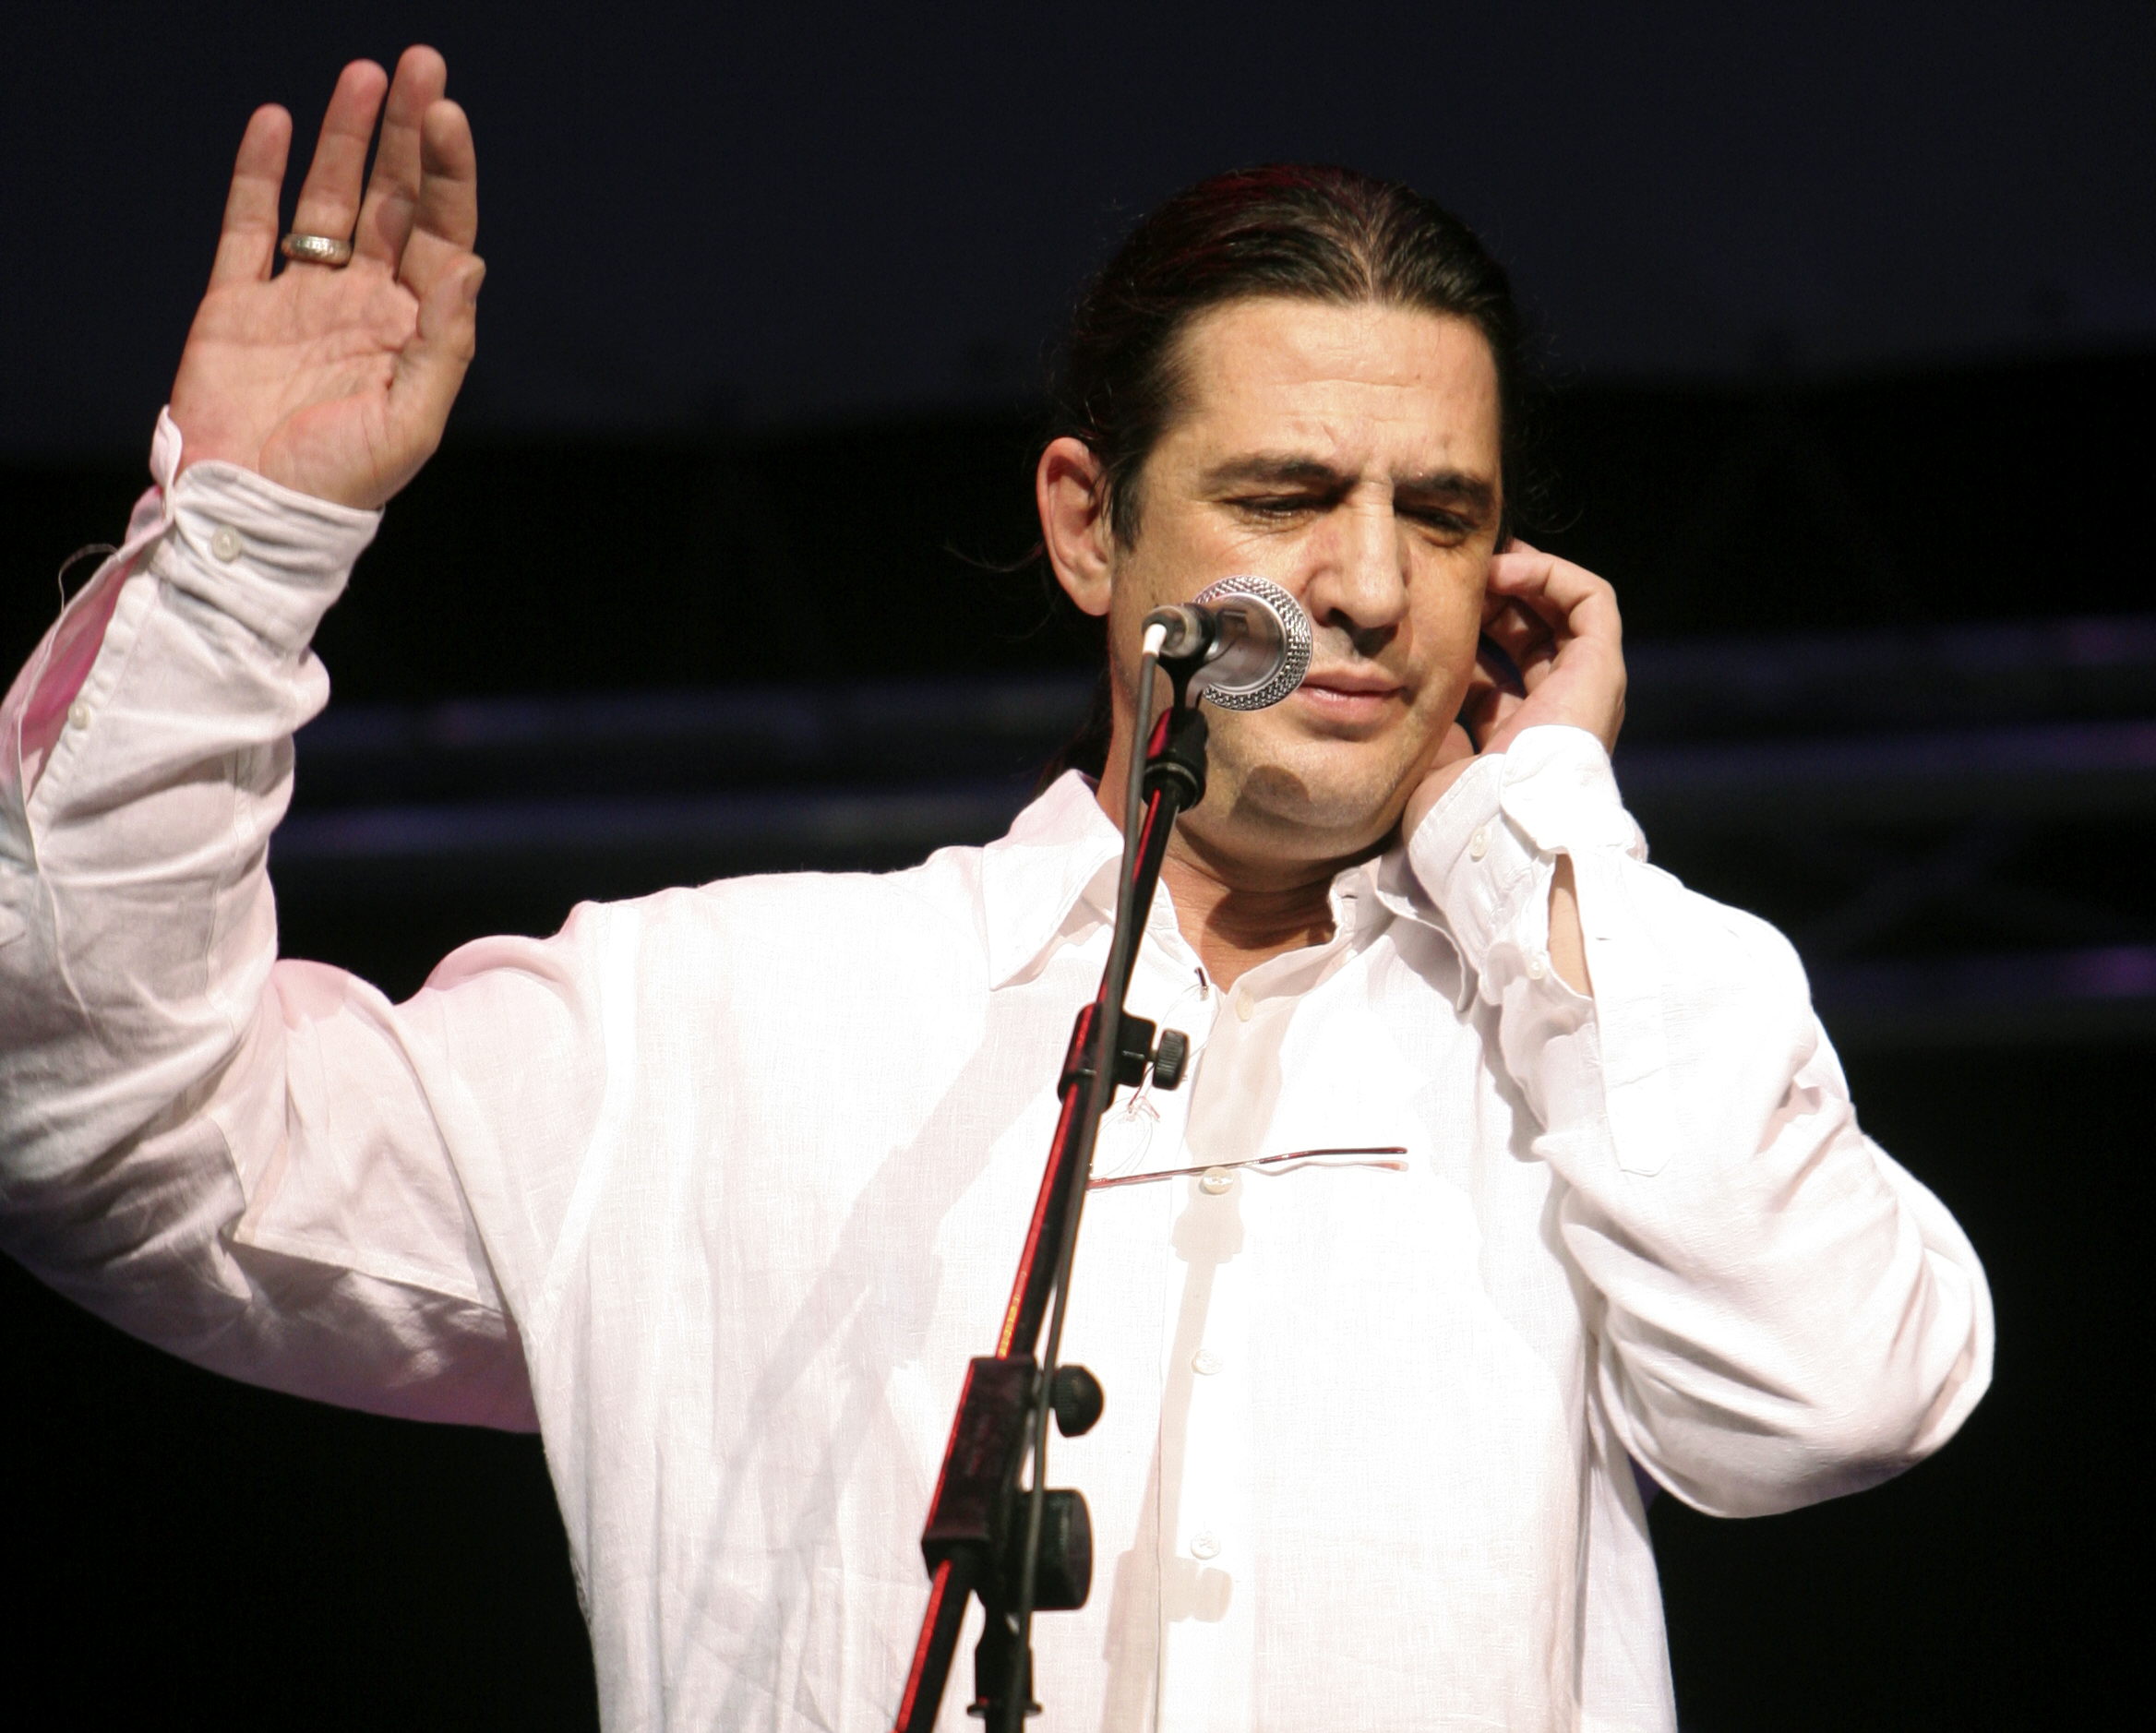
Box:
[1205,724,1416,853]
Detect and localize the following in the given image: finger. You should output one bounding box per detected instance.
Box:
[1455,657,1503,747]
[395,101,480,299]
[1484,549,1571,641]
[1480,601,1567,697]
[1496,601,1622,704]
[1488,543,1623,648]
[1474,629,1529,698]
[390,254,486,451]
[208,105,292,285]
[354,45,447,267]
[1461,676,1525,751]
[1481,598,1552,664]
[289,60,389,249]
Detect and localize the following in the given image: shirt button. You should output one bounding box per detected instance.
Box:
[1468,824,1491,860]
[1526,952,1549,981]
[67,700,91,729]
[1190,1533,1221,1560]
[210,525,243,563]
[1233,988,1255,1022]
[1192,1349,1222,1376]
[1199,1167,1234,1196]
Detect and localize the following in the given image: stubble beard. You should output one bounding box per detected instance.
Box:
[1177,711,1422,880]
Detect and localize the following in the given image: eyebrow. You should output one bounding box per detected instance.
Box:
[1198,452,1498,518]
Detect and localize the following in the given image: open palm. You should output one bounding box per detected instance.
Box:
[169,47,482,509]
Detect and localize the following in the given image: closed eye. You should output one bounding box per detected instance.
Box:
[1228,492,1336,518]
[1402,506,1476,541]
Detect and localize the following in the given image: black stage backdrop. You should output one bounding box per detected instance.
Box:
[2,355,2148,1727]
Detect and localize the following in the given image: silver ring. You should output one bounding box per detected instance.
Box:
[280,232,353,269]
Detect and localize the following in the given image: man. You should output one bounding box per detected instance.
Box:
[0,46,1989,1732]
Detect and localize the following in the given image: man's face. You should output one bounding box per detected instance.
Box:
[1096,296,1503,872]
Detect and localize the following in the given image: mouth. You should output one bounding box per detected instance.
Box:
[1290,667,1405,726]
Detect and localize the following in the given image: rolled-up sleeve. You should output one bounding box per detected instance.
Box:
[0,416,603,1430]
[1409,724,1994,1517]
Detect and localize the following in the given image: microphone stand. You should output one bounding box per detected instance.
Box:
[893,671,1209,1733]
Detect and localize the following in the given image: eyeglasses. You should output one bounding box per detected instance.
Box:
[1088,1146,1407,1191]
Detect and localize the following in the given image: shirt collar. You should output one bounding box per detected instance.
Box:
[977,769,1464,992]
[979,771,1127,988]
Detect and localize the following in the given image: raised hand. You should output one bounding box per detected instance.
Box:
[168,47,482,509]
[1403,544,1628,839]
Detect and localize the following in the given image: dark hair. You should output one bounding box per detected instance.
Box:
[1037,162,1538,784]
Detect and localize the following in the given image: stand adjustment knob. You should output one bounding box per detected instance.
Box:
[1082,1016,1192,1093]
[1050,1364,1105,1437]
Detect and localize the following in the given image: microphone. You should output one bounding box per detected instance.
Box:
[1143,576,1313,711]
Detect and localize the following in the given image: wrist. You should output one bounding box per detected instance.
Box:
[1405,725,1640,991]
[153,411,382,654]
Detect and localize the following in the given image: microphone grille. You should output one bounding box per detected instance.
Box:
[1189,576,1312,711]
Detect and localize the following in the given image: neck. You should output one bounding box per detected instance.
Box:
[1153,822,1347,991]
[1094,720,1371,989]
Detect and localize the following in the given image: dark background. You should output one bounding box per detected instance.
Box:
[4,4,2150,1728]
[6,0,2152,454]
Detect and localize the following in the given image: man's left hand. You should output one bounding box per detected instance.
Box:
[1403,542,1626,839]
[1404,544,1625,996]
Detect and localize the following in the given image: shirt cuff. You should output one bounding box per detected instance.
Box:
[5,412,381,801]
[1405,725,1645,998]
[150,411,383,654]
[1410,725,1683,1175]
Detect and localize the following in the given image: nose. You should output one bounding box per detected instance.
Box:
[1300,487,1409,654]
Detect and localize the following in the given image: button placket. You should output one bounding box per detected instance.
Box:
[1156,964,1284,1615]
[1156,1162,1256,1726]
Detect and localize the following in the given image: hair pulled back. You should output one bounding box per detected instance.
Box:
[1048,162,1533,545]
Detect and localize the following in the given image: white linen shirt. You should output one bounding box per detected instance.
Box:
[0,420,1993,1733]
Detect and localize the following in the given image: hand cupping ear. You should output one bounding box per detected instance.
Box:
[1403,543,1627,839]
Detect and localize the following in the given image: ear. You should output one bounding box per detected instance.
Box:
[1036,436,1115,618]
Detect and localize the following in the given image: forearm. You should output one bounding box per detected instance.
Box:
[1547,853,1589,994]
[1,414,373,1180]
[0,425,550,1426]
[1411,726,1993,1514]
